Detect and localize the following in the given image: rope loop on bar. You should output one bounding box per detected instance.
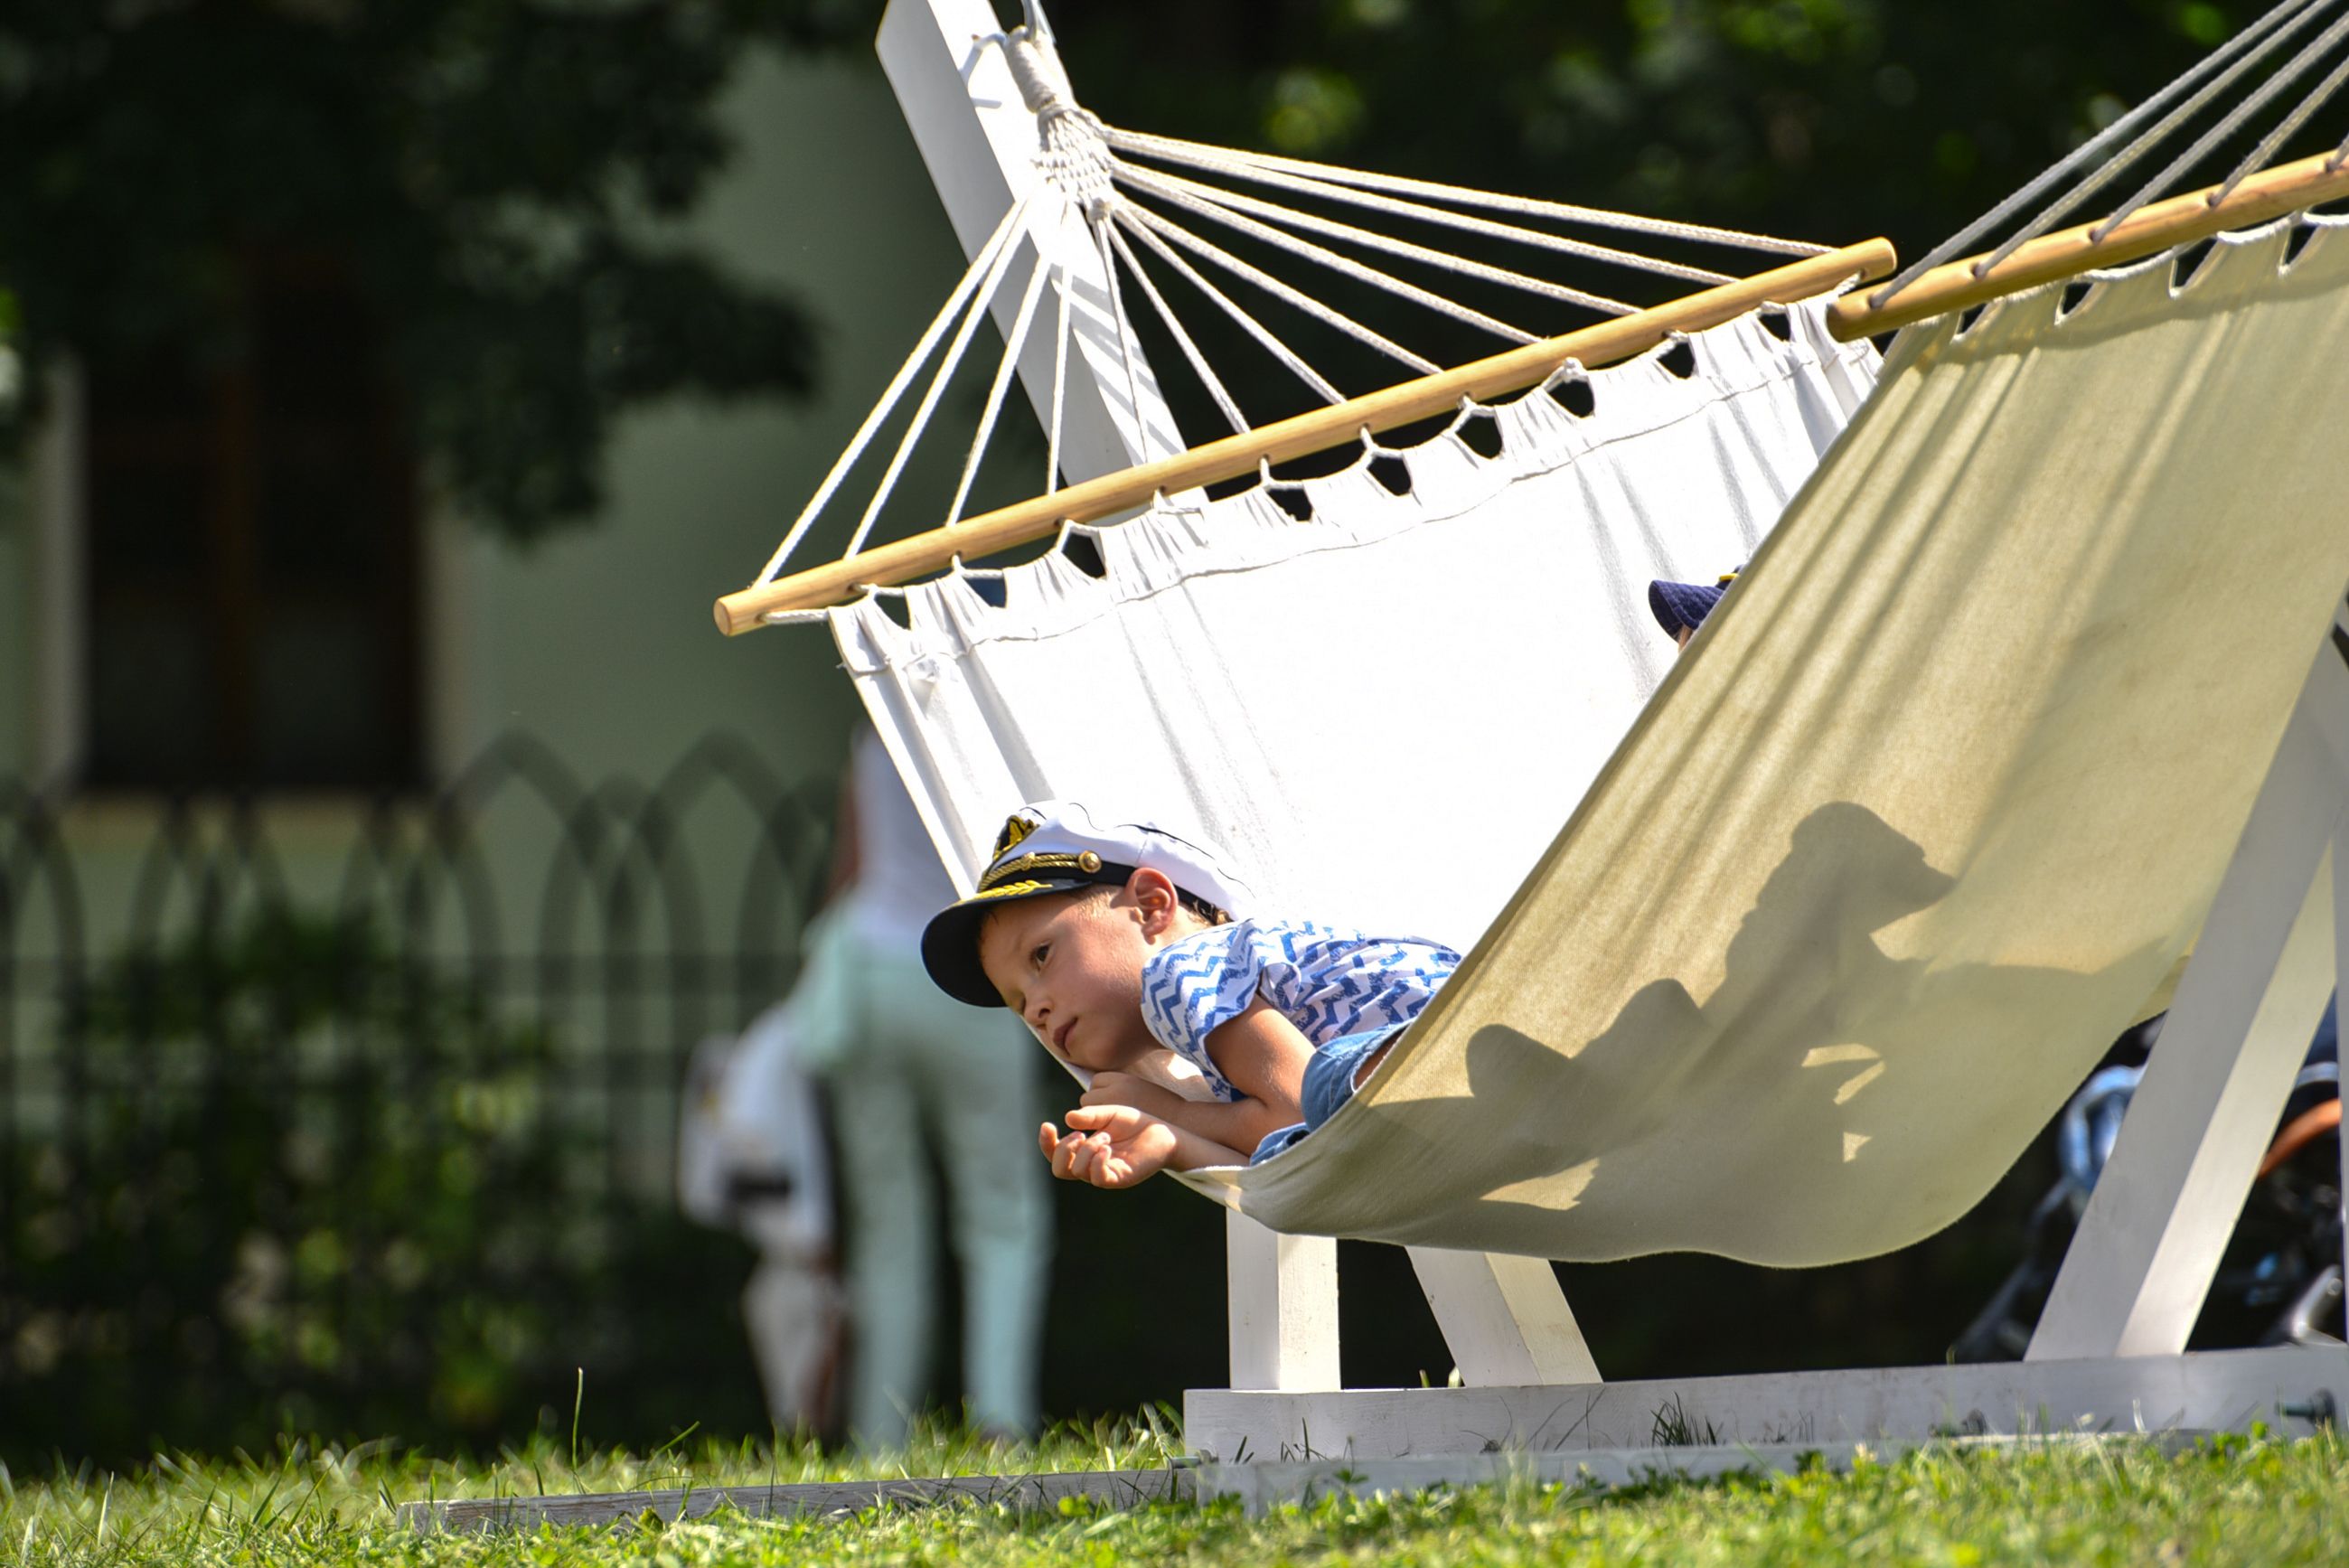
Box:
[1872,0,2349,313]
[1539,358,1591,393]
[2210,38,2349,206]
[2089,4,2349,246]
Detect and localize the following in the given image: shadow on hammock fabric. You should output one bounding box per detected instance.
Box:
[1255,801,2166,1260]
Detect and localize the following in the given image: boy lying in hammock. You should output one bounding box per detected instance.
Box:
[919,570,1737,1188]
[919,801,1457,1185]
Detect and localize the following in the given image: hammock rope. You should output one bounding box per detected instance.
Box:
[1104,130,1736,289]
[1108,205,1347,405]
[1089,217,1160,466]
[1115,170,1529,350]
[1046,258,1071,495]
[2164,7,2349,220]
[1116,162,1640,316]
[1962,0,2335,282]
[1868,0,2346,305]
[1103,127,1827,259]
[848,191,1041,557]
[1104,221,1254,436]
[947,250,1054,529]
[753,193,1032,587]
[2091,5,2349,243]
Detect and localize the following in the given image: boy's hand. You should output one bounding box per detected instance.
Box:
[1037,1105,1180,1188]
[1079,1070,1185,1120]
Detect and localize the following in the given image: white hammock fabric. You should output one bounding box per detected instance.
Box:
[840,297,1875,953]
[844,215,2349,1264]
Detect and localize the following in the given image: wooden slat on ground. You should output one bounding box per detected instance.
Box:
[399,1467,1194,1535]
[398,1434,2198,1532]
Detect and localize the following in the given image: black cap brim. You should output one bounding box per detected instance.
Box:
[918,876,1090,1009]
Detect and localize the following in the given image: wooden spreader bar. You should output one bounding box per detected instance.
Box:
[1828,149,2349,342]
[713,239,1897,634]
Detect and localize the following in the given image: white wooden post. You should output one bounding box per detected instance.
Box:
[1226,1213,1341,1390]
[876,0,1185,478]
[2028,616,2349,1361]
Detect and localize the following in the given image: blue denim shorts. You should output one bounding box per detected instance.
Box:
[1248,1027,1402,1166]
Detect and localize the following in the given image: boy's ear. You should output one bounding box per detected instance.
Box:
[1124,867,1179,934]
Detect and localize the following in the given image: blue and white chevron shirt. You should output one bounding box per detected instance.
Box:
[1138,917,1461,1103]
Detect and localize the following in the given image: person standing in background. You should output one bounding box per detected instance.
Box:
[791,725,1052,1447]
[677,1003,845,1438]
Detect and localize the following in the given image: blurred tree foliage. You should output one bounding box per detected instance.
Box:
[2,909,766,1466]
[0,0,866,542]
[1044,0,2252,268]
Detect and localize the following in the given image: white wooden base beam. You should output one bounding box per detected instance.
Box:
[403,1432,2223,1534]
[1184,1344,2347,1463]
[1192,1432,2209,1515]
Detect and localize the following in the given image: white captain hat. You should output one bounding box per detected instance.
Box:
[920,800,1249,1008]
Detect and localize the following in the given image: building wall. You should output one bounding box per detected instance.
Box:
[0,44,981,946]
[0,44,985,800]
[429,46,979,790]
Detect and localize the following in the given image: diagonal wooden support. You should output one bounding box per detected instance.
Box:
[877,0,1184,479]
[2028,603,2349,1361]
[1407,1248,1600,1385]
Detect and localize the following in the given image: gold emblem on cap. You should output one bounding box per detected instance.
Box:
[993,812,1037,859]
[1078,851,1102,872]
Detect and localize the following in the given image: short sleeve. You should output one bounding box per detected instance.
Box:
[1139,921,1294,1103]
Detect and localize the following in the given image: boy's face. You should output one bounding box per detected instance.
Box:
[976,873,1181,1074]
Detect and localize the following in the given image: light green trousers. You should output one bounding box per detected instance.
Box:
[796,910,1052,1447]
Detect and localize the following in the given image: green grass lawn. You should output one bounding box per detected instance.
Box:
[5,1422,2345,1566]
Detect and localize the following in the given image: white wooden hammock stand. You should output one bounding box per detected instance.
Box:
[738,0,2349,1470]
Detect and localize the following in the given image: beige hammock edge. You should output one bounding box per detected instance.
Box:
[713,147,2349,636]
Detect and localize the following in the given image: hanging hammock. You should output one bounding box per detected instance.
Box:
[719,0,2349,1263]
[711,4,1890,634]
